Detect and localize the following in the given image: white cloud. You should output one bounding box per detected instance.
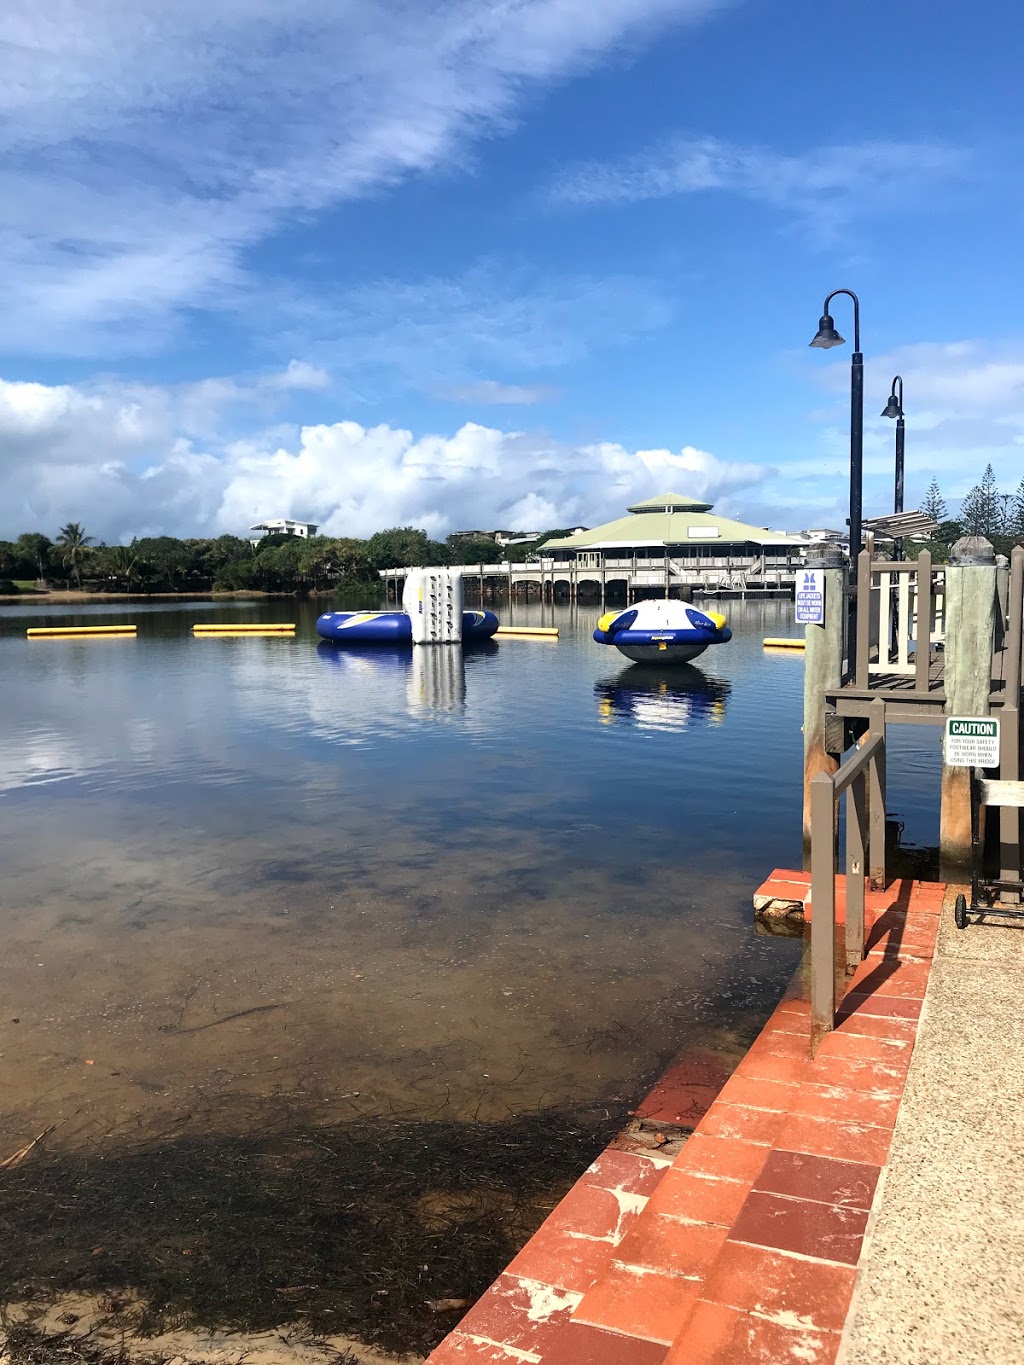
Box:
[803,339,1024,518]
[438,380,560,405]
[0,0,726,355]
[0,371,771,542]
[548,135,969,232]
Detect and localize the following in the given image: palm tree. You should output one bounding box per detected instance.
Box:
[55,522,95,589]
[109,544,140,592]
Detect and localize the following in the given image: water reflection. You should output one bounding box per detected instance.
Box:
[595,663,731,732]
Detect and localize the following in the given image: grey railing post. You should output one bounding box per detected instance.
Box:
[914,549,933,693]
[868,696,886,888]
[810,772,838,1052]
[941,536,998,876]
[855,549,872,686]
[802,545,847,867]
[845,770,867,975]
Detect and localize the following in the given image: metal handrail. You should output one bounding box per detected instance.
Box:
[809,697,887,1050]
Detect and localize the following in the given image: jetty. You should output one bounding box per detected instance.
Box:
[426,535,1024,1365]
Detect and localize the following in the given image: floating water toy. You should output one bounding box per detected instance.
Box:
[316,609,499,645]
[593,599,731,664]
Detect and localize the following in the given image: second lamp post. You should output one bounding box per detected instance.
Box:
[882,376,905,557]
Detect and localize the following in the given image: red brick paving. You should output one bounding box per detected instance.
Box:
[426,877,942,1365]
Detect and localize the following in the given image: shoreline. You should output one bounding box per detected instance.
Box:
[0,590,302,604]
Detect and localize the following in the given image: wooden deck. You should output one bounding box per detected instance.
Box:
[826,646,1016,724]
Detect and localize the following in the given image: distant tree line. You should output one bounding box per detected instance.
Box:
[0,523,570,596]
[917,467,1024,561]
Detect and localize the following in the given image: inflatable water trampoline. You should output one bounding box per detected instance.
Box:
[593,599,731,664]
[316,609,499,645]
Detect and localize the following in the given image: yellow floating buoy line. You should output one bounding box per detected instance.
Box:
[192,623,295,636]
[494,626,559,638]
[27,624,136,638]
[763,637,805,650]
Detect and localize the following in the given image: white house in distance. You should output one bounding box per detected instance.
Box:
[249,518,319,545]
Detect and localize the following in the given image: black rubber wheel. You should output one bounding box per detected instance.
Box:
[954,893,968,931]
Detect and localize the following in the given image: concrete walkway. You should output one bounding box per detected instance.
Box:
[841,889,1024,1363]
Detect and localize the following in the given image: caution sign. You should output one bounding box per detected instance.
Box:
[945,716,1000,768]
[795,569,825,625]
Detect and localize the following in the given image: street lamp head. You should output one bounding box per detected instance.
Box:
[881,374,903,419]
[809,313,845,349]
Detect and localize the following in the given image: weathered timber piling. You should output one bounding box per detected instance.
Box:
[802,545,847,867]
[940,536,998,874]
[1000,547,1024,894]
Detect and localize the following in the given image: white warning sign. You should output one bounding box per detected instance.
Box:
[945,716,1000,768]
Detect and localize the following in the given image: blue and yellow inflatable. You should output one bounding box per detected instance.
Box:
[593,599,731,664]
[316,610,499,644]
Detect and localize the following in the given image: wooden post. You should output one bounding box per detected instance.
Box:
[999,546,1023,897]
[941,536,998,876]
[868,696,886,888]
[803,546,848,867]
[846,771,867,975]
[810,772,838,1052]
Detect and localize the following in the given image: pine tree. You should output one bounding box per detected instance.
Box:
[958,464,1001,537]
[921,477,946,524]
[1010,475,1024,543]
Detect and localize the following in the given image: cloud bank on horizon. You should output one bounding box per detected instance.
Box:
[0,368,772,541]
[3,337,1023,544]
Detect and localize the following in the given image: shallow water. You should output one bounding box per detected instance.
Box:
[0,594,942,1357]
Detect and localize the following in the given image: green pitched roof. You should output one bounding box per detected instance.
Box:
[626,492,713,513]
[540,498,803,552]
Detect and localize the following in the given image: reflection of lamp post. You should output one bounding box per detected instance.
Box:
[810,289,863,561]
[881,375,905,557]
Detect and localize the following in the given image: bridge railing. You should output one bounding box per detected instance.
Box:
[809,697,887,1050]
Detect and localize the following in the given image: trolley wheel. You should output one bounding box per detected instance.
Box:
[954,893,968,931]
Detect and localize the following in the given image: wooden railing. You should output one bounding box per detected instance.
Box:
[854,547,945,689]
[809,697,887,1049]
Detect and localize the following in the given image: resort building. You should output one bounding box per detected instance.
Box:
[249,518,319,543]
[380,493,813,602]
[536,493,810,592]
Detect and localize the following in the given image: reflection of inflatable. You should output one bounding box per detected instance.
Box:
[316,610,499,644]
[593,600,731,664]
[595,665,731,732]
[407,645,466,713]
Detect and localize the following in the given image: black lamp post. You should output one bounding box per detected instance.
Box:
[810,288,862,668]
[881,376,905,557]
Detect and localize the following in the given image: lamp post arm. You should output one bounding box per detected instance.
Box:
[823,289,861,353]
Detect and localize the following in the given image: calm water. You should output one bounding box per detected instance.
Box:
[0,595,942,1359]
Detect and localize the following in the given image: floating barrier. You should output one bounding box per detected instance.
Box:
[593,600,731,665]
[494,626,559,638]
[762,637,805,650]
[316,609,499,645]
[193,623,295,633]
[27,624,136,638]
[193,629,296,639]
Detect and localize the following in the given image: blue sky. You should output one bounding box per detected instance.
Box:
[0,0,1020,541]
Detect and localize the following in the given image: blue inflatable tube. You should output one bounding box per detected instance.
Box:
[592,603,732,664]
[316,610,499,644]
